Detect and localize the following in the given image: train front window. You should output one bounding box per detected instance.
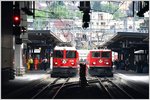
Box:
[54,50,63,58]
[92,52,100,57]
[101,52,110,58]
[66,51,76,58]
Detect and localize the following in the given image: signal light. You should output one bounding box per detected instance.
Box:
[79,1,91,11]
[14,16,19,21]
[21,26,26,33]
[13,8,20,26]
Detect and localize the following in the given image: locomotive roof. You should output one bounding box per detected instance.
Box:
[54,46,76,50]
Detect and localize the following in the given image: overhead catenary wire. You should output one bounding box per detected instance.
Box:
[99,1,125,43]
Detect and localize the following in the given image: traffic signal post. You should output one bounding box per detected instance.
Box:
[13,6,21,36]
[79,1,91,29]
[13,2,25,76]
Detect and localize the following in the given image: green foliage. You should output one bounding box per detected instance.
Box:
[76,11,82,18]
[47,1,82,19]
[92,1,101,11]
[104,3,118,13]
[35,10,47,19]
[34,1,82,19]
[92,2,125,20]
[92,2,118,13]
[33,18,48,30]
[33,1,83,29]
[113,10,126,20]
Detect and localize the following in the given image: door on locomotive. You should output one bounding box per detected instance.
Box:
[87,50,113,77]
[51,47,79,77]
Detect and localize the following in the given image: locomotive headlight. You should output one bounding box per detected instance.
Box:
[93,62,96,65]
[106,62,109,65]
[55,62,58,65]
[71,62,74,65]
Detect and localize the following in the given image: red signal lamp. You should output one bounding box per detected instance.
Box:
[14,16,19,21]
[13,8,20,26]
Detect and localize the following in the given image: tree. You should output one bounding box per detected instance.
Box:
[35,10,47,18]
[92,1,101,11]
[113,10,125,20]
[92,1,125,20]
[47,1,82,19]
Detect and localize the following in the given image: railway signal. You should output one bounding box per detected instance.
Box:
[13,6,22,36]
[82,22,89,29]
[82,11,90,22]
[79,1,91,29]
[13,8,20,26]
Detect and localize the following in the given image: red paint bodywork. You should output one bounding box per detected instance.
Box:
[53,50,79,68]
[87,50,112,68]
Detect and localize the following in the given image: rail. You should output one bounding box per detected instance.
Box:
[52,78,70,99]
[32,78,61,99]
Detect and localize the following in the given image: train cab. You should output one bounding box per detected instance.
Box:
[51,45,79,77]
[87,49,113,77]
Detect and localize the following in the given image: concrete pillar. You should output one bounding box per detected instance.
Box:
[15,44,25,76]
[1,1,15,81]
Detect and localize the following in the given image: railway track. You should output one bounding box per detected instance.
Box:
[95,76,148,99]
[114,75,149,99]
[32,77,105,99]
[4,77,62,99]
[4,78,47,99]
[98,77,133,99]
[3,76,148,99]
[31,77,62,99]
[52,78,70,99]
[32,77,71,99]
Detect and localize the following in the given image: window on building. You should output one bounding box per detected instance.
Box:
[101,22,105,26]
[98,14,103,20]
[97,22,99,25]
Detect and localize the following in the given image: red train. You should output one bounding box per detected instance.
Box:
[51,45,79,77]
[87,49,113,77]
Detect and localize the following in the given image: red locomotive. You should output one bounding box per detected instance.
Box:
[51,44,79,77]
[87,49,113,77]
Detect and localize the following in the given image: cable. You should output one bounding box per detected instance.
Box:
[100,1,125,43]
